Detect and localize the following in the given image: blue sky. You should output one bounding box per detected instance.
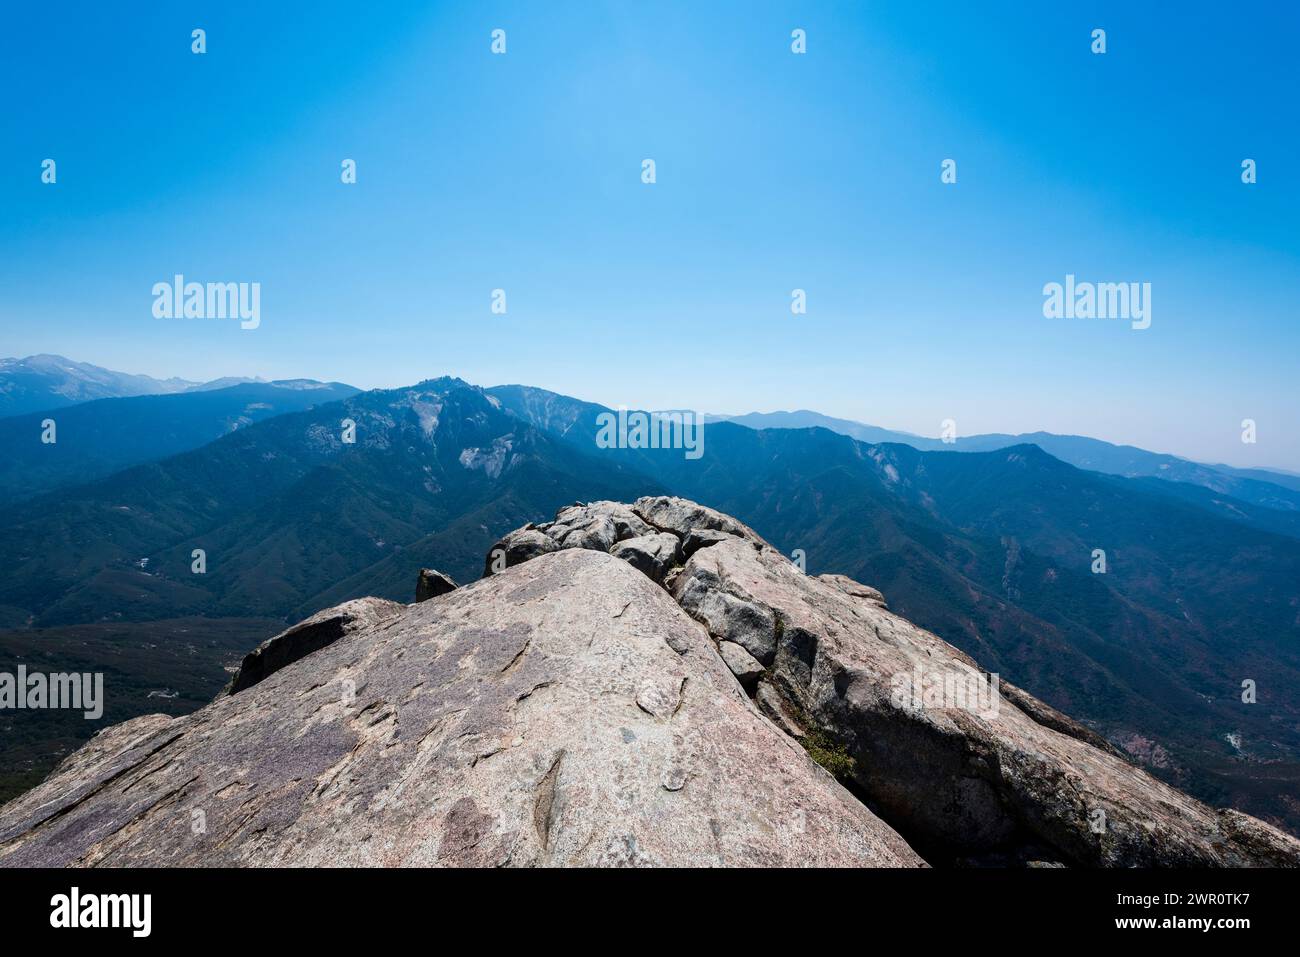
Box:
[2,1,1297,469]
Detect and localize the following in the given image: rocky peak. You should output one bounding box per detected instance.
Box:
[489,497,1300,867]
[2,497,1297,868]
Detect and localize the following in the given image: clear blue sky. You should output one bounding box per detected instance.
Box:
[2,1,1297,469]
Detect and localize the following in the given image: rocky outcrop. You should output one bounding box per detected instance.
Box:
[480,497,1300,868]
[672,537,1300,866]
[415,568,458,603]
[4,496,1297,869]
[225,597,403,695]
[630,496,763,544]
[0,547,921,867]
[483,498,758,583]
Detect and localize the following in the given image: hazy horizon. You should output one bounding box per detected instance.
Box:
[4,1,1297,470]
[7,349,1300,474]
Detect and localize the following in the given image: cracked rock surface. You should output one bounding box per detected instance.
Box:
[0,545,920,867]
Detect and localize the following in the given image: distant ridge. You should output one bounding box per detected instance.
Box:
[711,409,1300,511]
[0,354,352,418]
[0,354,200,416]
[0,380,361,504]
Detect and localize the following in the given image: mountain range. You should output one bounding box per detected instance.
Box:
[713,410,1300,509]
[0,354,200,416]
[1,358,1297,836]
[0,380,359,505]
[10,356,1295,511]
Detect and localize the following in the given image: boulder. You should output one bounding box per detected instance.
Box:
[483,527,558,576]
[609,532,681,584]
[681,527,737,558]
[673,563,779,665]
[489,498,756,591]
[631,496,763,544]
[225,597,403,696]
[549,501,653,547]
[487,502,657,570]
[717,641,764,688]
[415,568,458,603]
